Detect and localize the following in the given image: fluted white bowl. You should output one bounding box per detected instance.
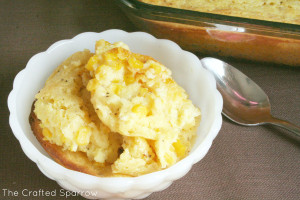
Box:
[8,30,222,199]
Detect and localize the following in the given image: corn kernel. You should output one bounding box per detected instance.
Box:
[168,87,183,101]
[172,139,187,158]
[132,104,148,116]
[164,153,175,165]
[104,52,118,62]
[128,56,144,69]
[42,128,52,139]
[139,87,148,96]
[124,74,135,85]
[86,78,99,92]
[95,65,104,74]
[76,126,91,146]
[174,89,183,99]
[95,40,110,50]
[95,69,107,80]
[173,93,182,100]
[111,61,123,71]
[151,63,162,74]
[117,48,129,60]
[96,64,115,75]
[112,84,124,95]
[95,40,110,49]
[68,144,77,152]
[60,133,66,143]
[86,55,99,71]
[165,78,174,84]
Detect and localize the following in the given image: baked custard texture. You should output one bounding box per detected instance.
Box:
[31,40,201,177]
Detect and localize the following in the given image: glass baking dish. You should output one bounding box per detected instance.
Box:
[115,0,300,66]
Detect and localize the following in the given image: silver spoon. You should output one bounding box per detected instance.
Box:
[201,57,300,136]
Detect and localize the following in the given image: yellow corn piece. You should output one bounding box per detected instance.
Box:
[76,126,91,146]
[169,86,183,101]
[139,87,148,96]
[117,48,129,60]
[86,55,99,71]
[95,68,108,81]
[165,78,174,84]
[128,56,144,69]
[104,52,118,62]
[112,84,124,95]
[124,74,135,85]
[86,78,99,92]
[132,104,148,116]
[172,139,187,158]
[95,65,104,74]
[174,91,182,99]
[95,40,110,50]
[164,153,175,165]
[42,128,52,139]
[111,61,123,71]
[150,62,162,74]
[60,133,66,143]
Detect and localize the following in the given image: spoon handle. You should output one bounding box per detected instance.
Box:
[267,117,300,136]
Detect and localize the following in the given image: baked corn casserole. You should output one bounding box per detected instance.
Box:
[139,0,300,24]
[31,40,201,177]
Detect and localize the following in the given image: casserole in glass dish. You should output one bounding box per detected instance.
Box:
[115,0,300,66]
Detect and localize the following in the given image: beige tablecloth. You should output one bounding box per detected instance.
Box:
[1,1,299,199]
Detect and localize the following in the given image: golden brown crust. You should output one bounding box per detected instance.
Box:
[29,103,113,177]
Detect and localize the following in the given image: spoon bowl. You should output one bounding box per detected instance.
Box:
[201,57,300,136]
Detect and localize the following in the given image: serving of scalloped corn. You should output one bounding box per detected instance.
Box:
[33,40,201,177]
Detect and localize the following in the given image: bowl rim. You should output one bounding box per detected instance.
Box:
[7,29,223,193]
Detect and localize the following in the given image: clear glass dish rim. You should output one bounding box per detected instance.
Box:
[117,0,300,33]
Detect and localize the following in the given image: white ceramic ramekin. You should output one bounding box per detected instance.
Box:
[8,30,222,199]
